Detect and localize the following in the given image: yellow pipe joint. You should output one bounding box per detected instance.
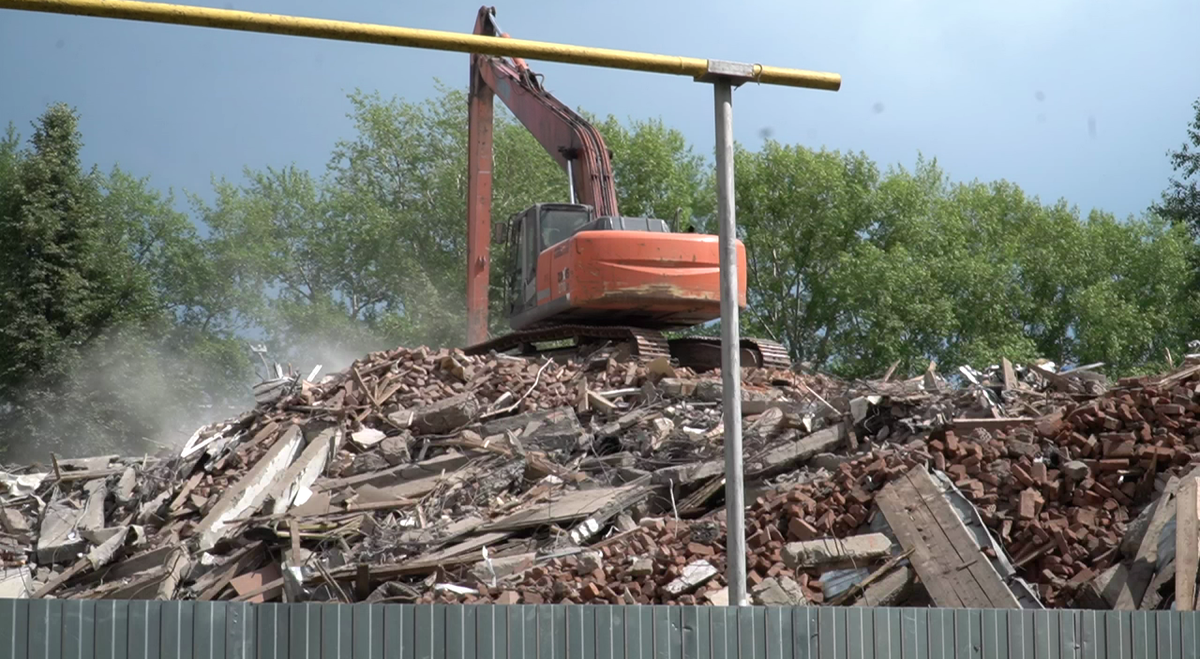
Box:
[0,0,842,91]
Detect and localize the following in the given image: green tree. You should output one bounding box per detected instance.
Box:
[98,167,253,402]
[0,105,255,461]
[0,104,149,384]
[733,141,1199,379]
[817,157,958,376]
[1153,98,1200,237]
[732,140,881,365]
[197,165,393,365]
[0,104,166,458]
[589,114,711,229]
[1068,211,1196,374]
[0,125,18,188]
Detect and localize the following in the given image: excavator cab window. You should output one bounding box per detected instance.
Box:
[539,206,593,250]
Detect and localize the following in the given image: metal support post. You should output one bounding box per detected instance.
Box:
[715,77,746,606]
[704,60,752,606]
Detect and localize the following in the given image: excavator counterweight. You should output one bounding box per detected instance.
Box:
[463,6,790,371]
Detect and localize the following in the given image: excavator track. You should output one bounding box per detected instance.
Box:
[463,325,672,360]
[746,338,793,370]
[464,325,791,371]
[666,336,792,371]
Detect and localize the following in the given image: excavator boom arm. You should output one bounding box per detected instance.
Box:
[473,57,618,214]
[469,7,618,214]
[465,5,619,344]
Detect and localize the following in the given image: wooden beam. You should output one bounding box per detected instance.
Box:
[355,564,372,601]
[168,471,204,513]
[57,467,125,482]
[875,465,1019,608]
[196,543,265,601]
[345,498,417,513]
[1029,363,1073,390]
[32,556,89,598]
[1155,364,1200,388]
[1178,476,1200,610]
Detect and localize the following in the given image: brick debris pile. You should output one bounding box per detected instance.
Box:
[1,344,1198,613]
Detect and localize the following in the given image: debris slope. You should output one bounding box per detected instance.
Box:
[3,346,1197,612]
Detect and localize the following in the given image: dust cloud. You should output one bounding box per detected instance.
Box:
[0,295,470,466]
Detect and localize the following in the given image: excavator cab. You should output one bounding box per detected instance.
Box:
[504,203,595,317]
[503,203,679,321]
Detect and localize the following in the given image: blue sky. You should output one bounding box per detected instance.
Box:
[1,0,1198,220]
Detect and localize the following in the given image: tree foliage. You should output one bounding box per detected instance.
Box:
[1154,98,1200,238]
[588,113,711,229]
[737,144,1197,379]
[0,104,252,461]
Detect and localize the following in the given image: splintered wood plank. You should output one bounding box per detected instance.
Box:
[315,451,470,492]
[197,543,265,601]
[1177,476,1200,610]
[902,466,1020,608]
[875,464,1019,609]
[478,485,647,532]
[1115,467,1200,610]
[33,556,90,598]
[1002,358,1018,390]
[1030,363,1073,390]
[168,471,205,512]
[1156,364,1200,387]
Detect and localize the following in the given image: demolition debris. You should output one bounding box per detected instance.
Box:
[4,345,1200,611]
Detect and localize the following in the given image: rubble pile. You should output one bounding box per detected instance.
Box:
[3,343,1200,613]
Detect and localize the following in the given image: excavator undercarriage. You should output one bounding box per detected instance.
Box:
[463,325,791,372]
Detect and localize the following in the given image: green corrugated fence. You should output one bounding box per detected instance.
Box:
[1,602,1197,659]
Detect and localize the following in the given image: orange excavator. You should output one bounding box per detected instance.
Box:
[461,6,789,370]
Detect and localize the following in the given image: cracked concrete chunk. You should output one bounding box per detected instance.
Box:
[413,394,479,434]
[783,533,893,569]
[752,576,808,606]
[663,560,717,596]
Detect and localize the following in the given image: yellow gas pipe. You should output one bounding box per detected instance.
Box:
[0,0,841,91]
